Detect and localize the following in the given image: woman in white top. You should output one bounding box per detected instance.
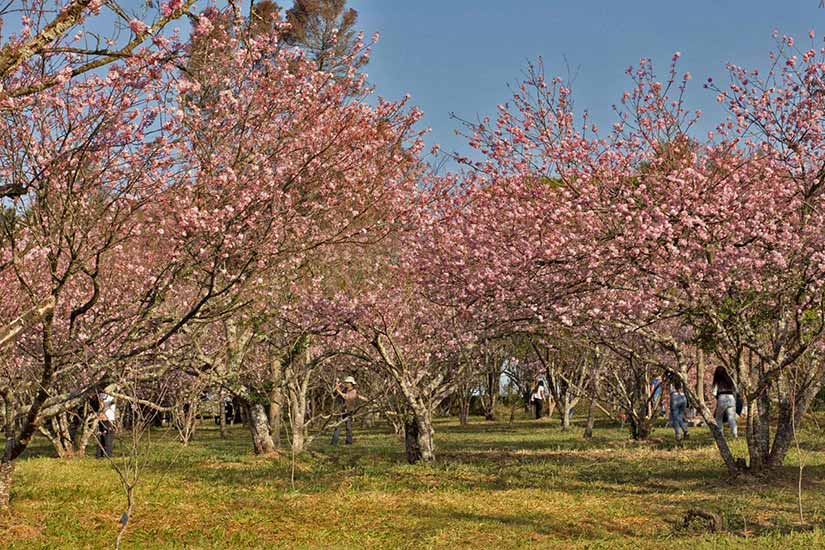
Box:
[531,380,547,419]
[96,392,117,458]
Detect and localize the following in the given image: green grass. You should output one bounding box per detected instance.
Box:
[2,413,824,549]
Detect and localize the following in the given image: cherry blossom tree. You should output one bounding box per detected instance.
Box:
[437,33,825,475]
[0,37,186,507]
[153,6,426,457]
[0,1,425,508]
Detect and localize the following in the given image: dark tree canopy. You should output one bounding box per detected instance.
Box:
[281,0,359,72]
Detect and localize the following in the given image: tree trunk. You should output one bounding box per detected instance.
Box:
[584,350,601,439]
[458,398,469,426]
[545,396,557,420]
[40,408,97,458]
[695,349,706,406]
[284,336,312,454]
[483,371,499,420]
[454,384,471,426]
[76,412,98,457]
[54,413,73,457]
[628,413,652,440]
[290,414,305,453]
[395,378,437,463]
[404,411,435,464]
[0,460,12,510]
[768,399,794,468]
[560,397,572,431]
[174,401,198,446]
[757,386,771,460]
[690,397,741,475]
[40,414,69,458]
[268,357,283,447]
[415,410,435,461]
[404,418,421,464]
[286,382,307,454]
[745,397,767,473]
[246,403,276,455]
[767,376,823,467]
[219,388,228,438]
[584,398,596,439]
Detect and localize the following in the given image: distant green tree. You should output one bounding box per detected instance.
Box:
[281,0,359,72]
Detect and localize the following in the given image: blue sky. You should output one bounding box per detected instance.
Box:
[6,0,819,159]
[347,0,821,159]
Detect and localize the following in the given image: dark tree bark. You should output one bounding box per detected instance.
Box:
[404,418,421,464]
[628,415,652,440]
[482,363,500,421]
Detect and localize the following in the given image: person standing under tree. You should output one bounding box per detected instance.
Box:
[711,366,738,438]
[651,375,664,417]
[669,379,689,441]
[96,392,116,458]
[530,380,547,419]
[331,376,364,446]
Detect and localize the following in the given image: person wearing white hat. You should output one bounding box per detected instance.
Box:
[331,376,361,445]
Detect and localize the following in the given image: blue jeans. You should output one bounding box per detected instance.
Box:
[331,413,352,445]
[669,393,688,439]
[715,394,737,438]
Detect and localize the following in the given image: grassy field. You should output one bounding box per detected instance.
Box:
[1,412,824,549]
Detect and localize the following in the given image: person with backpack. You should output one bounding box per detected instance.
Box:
[530,379,547,419]
[668,379,689,441]
[711,366,738,438]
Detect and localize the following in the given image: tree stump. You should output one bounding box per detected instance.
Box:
[683,508,723,532]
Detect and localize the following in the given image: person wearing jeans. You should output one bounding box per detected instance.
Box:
[712,366,738,438]
[331,412,353,446]
[715,393,738,437]
[331,376,362,446]
[669,380,689,441]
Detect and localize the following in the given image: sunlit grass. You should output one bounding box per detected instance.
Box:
[1,412,823,548]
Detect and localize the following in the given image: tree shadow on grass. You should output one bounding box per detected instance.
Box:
[435,449,727,491]
[436,417,622,434]
[405,502,654,541]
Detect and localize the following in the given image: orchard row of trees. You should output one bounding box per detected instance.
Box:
[1,0,824,510]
